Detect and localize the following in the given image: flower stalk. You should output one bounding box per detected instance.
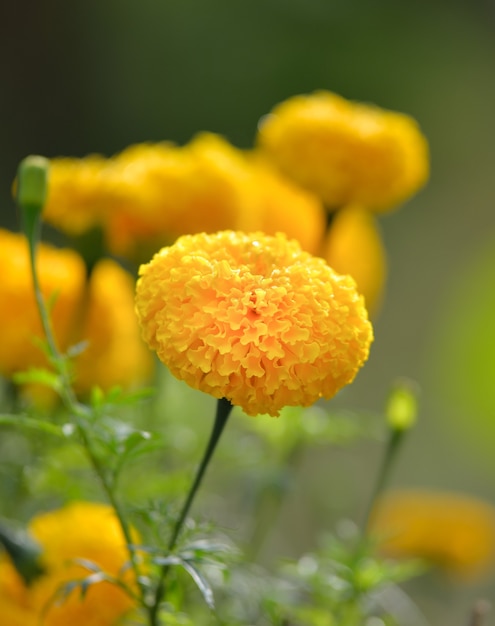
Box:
[149,398,232,625]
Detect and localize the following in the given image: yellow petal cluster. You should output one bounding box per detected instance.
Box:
[135,230,373,417]
[0,229,152,399]
[0,228,86,377]
[42,134,326,260]
[321,205,386,316]
[0,502,139,626]
[257,90,429,212]
[370,490,495,580]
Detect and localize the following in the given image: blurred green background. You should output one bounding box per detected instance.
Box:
[2,0,495,622]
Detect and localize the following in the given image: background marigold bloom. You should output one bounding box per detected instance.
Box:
[135,230,373,417]
[321,205,386,316]
[256,90,429,212]
[0,503,139,626]
[0,228,85,377]
[73,258,154,394]
[370,490,495,580]
[43,155,118,236]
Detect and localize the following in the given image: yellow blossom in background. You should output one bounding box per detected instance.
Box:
[0,502,139,626]
[108,134,254,257]
[135,230,373,417]
[0,228,152,402]
[73,258,154,395]
[0,228,85,377]
[370,490,495,581]
[257,90,429,212]
[321,205,386,316]
[43,155,117,236]
[39,133,327,262]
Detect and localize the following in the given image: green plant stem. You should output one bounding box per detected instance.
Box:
[149,397,233,626]
[362,428,404,532]
[23,213,146,608]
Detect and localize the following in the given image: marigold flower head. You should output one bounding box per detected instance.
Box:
[0,228,85,377]
[0,502,139,626]
[321,205,386,316]
[370,490,495,581]
[257,90,429,212]
[135,230,373,416]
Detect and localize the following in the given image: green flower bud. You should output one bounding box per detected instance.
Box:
[386,378,418,431]
[16,155,50,214]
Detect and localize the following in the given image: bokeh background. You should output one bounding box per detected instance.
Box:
[2,0,495,622]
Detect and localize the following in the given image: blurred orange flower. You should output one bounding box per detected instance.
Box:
[370,490,495,581]
[135,230,373,417]
[257,90,429,212]
[0,502,140,626]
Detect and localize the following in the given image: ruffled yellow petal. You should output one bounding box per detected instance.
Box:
[136,230,373,416]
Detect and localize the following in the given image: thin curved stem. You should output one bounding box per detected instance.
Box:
[149,398,233,625]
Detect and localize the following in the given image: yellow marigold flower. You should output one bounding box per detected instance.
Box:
[0,502,139,626]
[73,258,154,394]
[43,155,117,236]
[105,135,252,258]
[321,205,386,316]
[135,230,373,417]
[370,490,495,580]
[0,228,85,377]
[257,90,429,212]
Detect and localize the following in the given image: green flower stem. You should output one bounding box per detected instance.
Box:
[150,398,233,625]
[168,397,233,551]
[17,170,146,610]
[362,427,405,532]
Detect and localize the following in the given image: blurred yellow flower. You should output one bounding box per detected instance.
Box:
[370,490,495,580]
[321,205,386,316]
[0,229,152,401]
[73,258,154,395]
[105,137,247,258]
[40,134,326,261]
[0,228,86,377]
[43,155,117,236]
[135,230,373,417]
[0,502,139,626]
[257,90,429,212]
